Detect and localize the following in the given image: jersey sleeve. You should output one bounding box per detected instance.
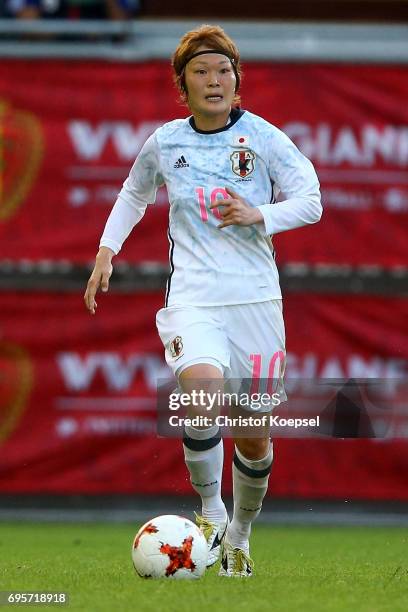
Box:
[257,128,322,236]
[99,132,164,254]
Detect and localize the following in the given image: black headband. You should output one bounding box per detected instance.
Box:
[184,49,236,68]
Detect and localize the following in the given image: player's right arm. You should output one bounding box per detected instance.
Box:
[84,246,114,315]
[84,133,164,314]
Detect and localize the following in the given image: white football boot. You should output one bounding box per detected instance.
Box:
[195,512,229,567]
[218,539,254,577]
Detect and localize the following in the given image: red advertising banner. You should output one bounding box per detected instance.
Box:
[1,61,407,266]
[0,291,407,498]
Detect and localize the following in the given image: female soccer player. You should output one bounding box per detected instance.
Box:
[84,24,322,577]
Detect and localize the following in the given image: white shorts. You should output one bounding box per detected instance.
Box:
[156,300,286,410]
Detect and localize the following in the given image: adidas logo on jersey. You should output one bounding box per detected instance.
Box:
[174,155,189,168]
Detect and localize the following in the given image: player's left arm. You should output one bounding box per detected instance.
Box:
[257,129,322,236]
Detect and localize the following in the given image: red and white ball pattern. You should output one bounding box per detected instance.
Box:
[132,514,208,580]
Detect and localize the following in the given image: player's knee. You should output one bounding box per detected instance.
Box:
[178,363,224,416]
[235,437,271,460]
[179,363,223,396]
[179,363,223,384]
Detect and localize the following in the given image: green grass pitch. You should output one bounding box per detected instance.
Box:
[0,522,407,611]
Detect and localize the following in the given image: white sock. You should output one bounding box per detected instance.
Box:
[183,424,227,523]
[228,443,273,550]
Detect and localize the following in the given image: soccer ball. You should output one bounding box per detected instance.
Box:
[131,514,208,579]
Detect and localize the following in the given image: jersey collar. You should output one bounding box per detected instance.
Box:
[189,108,245,135]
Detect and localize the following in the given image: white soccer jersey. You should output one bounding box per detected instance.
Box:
[100,109,321,307]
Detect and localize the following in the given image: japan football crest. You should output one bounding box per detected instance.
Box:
[230,149,256,178]
[169,336,184,359]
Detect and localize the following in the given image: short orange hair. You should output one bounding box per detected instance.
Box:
[172,24,242,106]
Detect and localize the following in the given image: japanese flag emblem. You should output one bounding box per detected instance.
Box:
[233,135,250,147]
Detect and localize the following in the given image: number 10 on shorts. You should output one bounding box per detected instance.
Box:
[250,351,285,395]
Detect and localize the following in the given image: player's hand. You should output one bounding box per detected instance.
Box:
[209,187,263,229]
[84,247,114,315]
